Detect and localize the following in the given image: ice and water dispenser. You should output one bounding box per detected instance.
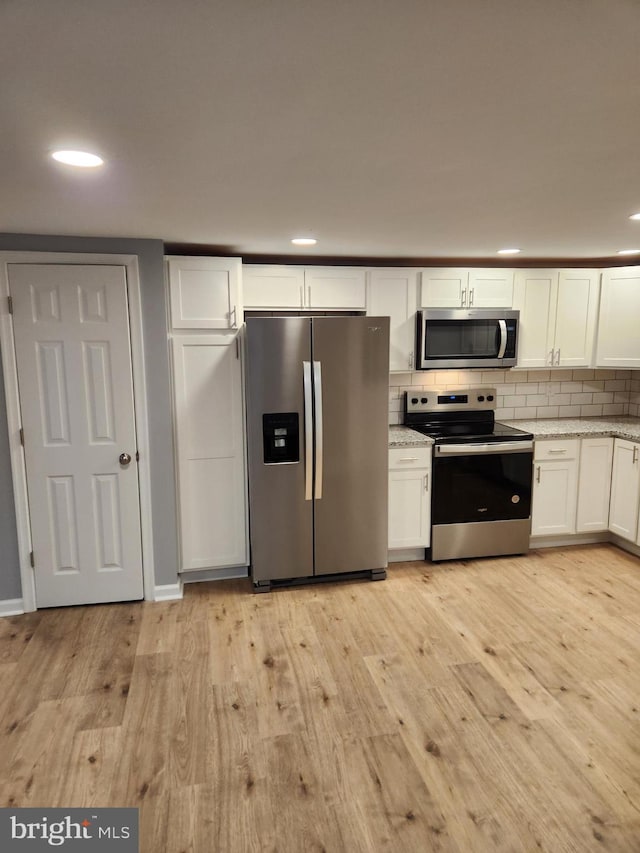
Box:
[262,413,300,464]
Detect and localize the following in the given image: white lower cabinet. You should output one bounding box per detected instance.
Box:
[388,447,431,548]
[531,440,578,536]
[172,334,248,571]
[576,437,613,532]
[608,438,640,542]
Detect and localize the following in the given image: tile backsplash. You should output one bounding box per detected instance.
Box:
[389,369,635,425]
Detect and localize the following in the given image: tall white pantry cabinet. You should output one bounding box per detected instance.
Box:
[166,257,248,573]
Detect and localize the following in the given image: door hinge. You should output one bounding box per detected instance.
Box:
[30,551,35,568]
[136,450,140,462]
[7,295,13,314]
[19,427,24,446]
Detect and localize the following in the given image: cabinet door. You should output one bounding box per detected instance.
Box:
[420,268,468,307]
[609,439,640,541]
[554,270,599,367]
[576,437,613,532]
[388,469,430,548]
[596,267,640,368]
[304,267,366,309]
[172,335,247,570]
[167,257,241,329]
[513,270,557,369]
[366,269,417,372]
[531,460,578,535]
[242,265,305,309]
[468,269,514,307]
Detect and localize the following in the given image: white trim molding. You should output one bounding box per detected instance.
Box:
[0,598,25,617]
[388,548,425,563]
[0,252,156,610]
[182,566,249,583]
[153,580,184,601]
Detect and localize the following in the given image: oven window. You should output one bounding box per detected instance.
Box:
[424,319,500,360]
[432,452,532,525]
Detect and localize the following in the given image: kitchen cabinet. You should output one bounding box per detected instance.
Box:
[388,447,431,548]
[608,438,640,542]
[171,334,248,571]
[596,267,640,368]
[167,256,242,329]
[242,265,366,310]
[531,439,578,536]
[420,268,513,308]
[576,437,613,532]
[366,269,418,372]
[513,269,599,369]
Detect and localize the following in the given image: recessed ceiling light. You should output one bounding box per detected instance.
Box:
[617,248,640,255]
[629,213,640,221]
[497,247,521,255]
[51,150,104,168]
[291,237,317,246]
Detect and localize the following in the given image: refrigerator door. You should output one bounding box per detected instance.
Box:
[312,316,390,575]
[245,317,313,582]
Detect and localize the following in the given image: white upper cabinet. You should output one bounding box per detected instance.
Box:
[242,265,365,310]
[366,269,418,372]
[167,256,241,330]
[305,267,366,309]
[596,267,640,368]
[420,268,513,308]
[243,265,305,309]
[513,269,599,369]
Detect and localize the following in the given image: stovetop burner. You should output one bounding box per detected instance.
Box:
[403,386,533,444]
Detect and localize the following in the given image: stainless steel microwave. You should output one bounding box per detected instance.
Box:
[416,309,519,369]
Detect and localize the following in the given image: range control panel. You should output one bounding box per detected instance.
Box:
[405,387,497,415]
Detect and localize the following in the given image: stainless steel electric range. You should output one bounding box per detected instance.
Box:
[404,388,534,561]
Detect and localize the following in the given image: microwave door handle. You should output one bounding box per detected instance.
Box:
[497,319,508,358]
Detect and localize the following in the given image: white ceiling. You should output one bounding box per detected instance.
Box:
[2,0,640,260]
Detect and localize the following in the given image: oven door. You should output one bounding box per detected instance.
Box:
[417,309,518,369]
[431,442,533,561]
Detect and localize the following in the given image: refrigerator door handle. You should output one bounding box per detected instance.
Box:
[303,361,313,500]
[313,360,323,499]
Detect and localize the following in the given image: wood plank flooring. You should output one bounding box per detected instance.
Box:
[1,543,640,851]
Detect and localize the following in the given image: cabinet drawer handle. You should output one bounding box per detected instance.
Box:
[536,465,541,483]
[398,456,419,461]
[547,448,567,454]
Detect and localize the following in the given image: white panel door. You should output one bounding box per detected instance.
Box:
[596,267,640,368]
[304,267,366,309]
[167,256,241,329]
[609,439,640,541]
[468,269,514,307]
[366,269,418,371]
[576,437,613,532]
[554,270,599,367]
[242,265,305,309]
[513,271,557,368]
[420,268,468,307]
[172,335,247,570]
[531,460,578,536]
[388,469,430,548]
[9,264,143,607]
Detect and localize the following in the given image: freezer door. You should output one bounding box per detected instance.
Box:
[312,316,390,575]
[245,317,313,581]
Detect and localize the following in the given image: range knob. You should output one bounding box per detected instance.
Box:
[421,397,428,404]
[477,395,485,402]
[411,397,419,404]
[487,394,494,401]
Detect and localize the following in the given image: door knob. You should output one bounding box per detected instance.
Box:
[119,452,132,466]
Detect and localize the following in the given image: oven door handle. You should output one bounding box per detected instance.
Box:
[435,441,533,456]
[497,319,508,359]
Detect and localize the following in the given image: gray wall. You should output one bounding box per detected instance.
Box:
[0,234,179,600]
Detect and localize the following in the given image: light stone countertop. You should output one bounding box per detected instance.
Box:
[388,425,434,448]
[500,416,640,442]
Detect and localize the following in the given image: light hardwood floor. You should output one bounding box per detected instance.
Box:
[1,543,640,851]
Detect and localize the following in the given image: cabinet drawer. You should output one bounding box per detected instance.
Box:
[534,439,579,461]
[389,447,432,470]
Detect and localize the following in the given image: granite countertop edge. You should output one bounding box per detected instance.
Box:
[389,417,640,447]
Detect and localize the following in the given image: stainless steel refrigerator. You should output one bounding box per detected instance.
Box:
[245,315,390,591]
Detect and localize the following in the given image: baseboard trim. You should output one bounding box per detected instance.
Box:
[388,548,426,563]
[153,580,184,601]
[0,598,25,617]
[529,533,610,549]
[181,566,249,583]
[610,534,640,558]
